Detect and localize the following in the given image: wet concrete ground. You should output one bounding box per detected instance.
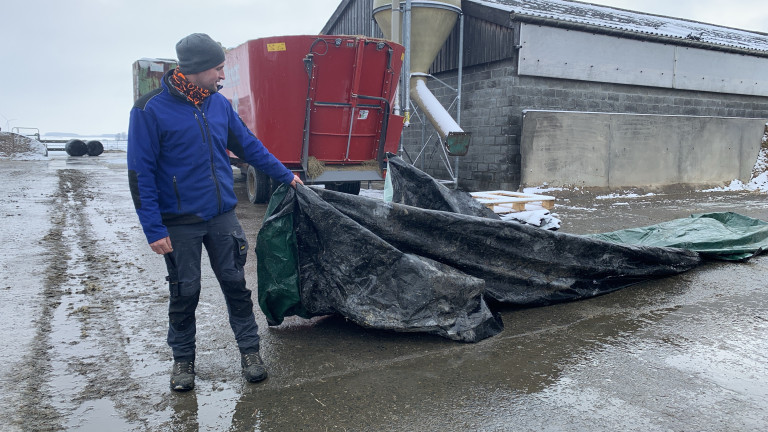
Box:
[1,152,766,431]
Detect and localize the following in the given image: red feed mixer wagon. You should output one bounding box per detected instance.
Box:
[219,35,405,203]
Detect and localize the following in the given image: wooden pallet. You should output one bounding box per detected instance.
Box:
[470,190,555,213]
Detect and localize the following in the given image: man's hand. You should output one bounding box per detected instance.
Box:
[290,174,304,188]
[150,236,173,255]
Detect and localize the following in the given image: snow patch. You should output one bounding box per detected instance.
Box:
[474,0,768,52]
[596,192,656,200]
[704,146,768,192]
[358,187,383,199]
[500,207,561,230]
[523,184,568,194]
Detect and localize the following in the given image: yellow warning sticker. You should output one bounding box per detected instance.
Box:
[267,43,287,52]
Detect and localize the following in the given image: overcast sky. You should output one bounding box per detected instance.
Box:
[1,0,767,136]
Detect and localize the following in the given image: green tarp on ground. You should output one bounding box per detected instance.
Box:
[589,212,768,261]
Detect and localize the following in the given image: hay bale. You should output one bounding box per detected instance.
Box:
[306,156,325,179]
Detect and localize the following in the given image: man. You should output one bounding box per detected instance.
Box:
[127,33,302,392]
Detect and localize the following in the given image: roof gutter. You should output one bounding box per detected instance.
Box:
[510,13,768,59]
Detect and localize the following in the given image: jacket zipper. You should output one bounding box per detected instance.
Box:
[194,109,223,213]
[173,176,181,211]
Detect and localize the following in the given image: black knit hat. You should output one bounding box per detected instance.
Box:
[175,33,225,74]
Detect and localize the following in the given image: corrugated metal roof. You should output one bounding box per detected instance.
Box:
[473,0,768,53]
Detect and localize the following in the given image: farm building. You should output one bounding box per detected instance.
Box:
[322,0,768,191]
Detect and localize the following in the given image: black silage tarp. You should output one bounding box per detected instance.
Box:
[257,185,503,342]
[257,155,705,342]
[386,153,499,219]
[309,187,703,306]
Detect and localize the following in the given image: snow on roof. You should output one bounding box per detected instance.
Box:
[472,0,768,53]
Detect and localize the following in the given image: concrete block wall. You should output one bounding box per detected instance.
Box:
[401,57,768,191]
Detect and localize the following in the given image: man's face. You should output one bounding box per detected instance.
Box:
[186,62,225,93]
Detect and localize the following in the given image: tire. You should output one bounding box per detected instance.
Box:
[246,165,271,204]
[86,140,104,156]
[326,181,361,195]
[237,165,248,182]
[65,139,88,156]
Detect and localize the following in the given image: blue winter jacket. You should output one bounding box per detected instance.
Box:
[128,69,294,244]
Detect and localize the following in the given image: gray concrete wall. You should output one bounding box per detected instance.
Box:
[402,58,768,191]
[519,111,767,189]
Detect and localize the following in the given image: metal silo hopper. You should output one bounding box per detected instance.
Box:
[373,0,470,156]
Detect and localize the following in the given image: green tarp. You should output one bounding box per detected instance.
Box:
[255,186,310,326]
[589,212,768,261]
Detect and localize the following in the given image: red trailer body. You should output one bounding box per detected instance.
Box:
[219,35,405,201]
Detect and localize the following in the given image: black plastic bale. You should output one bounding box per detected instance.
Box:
[65,139,88,156]
[86,140,104,156]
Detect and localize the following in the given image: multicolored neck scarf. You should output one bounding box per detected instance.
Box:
[170,69,211,106]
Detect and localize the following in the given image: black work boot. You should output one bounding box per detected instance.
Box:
[170,360,195,391]
[241,352,268,383]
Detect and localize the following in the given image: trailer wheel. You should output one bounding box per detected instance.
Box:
[326,181,361,195]
[86,140,104,156]
[237,164,248,182]
[246,165,271,204]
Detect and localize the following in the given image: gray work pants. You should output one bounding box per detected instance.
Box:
[163,210,259,361]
